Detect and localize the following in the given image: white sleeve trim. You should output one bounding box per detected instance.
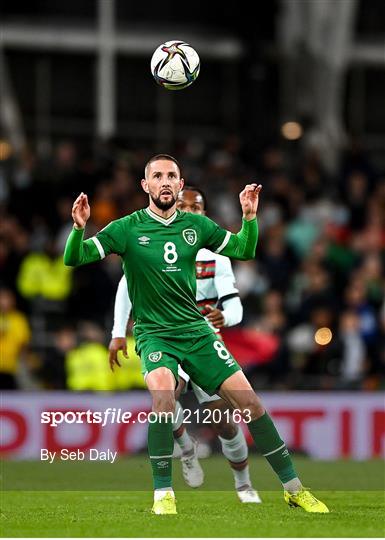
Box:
[215,230,231,254]
[91,236,106,259]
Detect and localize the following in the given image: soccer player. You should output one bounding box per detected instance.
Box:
[109,186,261,503]
[64,154,329,515]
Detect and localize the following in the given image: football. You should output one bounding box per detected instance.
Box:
[150,40,200,90]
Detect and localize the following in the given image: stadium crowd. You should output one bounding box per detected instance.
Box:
[1,136,384,391]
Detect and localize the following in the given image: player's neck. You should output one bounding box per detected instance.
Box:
[148,202,177,220]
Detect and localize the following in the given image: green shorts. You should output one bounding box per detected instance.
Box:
[136,328,241,396]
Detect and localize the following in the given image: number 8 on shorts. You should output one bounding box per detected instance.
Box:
[213,340,231,360]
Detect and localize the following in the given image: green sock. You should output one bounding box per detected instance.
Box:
[247,411,297,484]
[148,416,173,490]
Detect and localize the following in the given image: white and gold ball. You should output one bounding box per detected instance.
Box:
[151,40,200,90]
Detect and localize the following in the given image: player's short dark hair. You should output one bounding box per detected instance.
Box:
[181,185,208,211]
[145,154,182,177]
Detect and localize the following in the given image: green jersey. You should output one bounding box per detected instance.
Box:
[64,207,258,340]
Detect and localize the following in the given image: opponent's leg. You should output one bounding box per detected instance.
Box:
[205,398,261,503]
[146,366,177,514]
[173,400,204,487]
[219,371,329,513]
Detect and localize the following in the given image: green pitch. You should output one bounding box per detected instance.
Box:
[1,457,384,537]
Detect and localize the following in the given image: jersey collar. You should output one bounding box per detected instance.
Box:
[145,207,178,226]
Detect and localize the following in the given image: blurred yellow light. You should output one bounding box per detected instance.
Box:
[0,140,12,160]
[315,327,333,346]
[281,121,303,141]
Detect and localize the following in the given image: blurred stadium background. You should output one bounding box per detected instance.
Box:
[0,0,384,462]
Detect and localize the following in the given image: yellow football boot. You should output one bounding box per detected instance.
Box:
[284,488,329,513]
[151,492,177,515]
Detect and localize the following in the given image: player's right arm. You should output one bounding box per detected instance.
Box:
[64,192,126,266]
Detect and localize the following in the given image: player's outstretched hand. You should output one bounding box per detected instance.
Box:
[72,192,90,229]
[239,184,262,220]
[108,337,127,372]
[205,305,225,328]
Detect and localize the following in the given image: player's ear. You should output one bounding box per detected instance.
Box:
[141,178,149,193]
[179,178,185,190]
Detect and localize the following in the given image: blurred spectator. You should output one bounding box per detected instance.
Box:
[299,149,329,202]
[259,223,298,292]
[92,181,119,228]
[233,260,264,300]
[288,260,336,324]
[286,212,319,259]
[358,253,384,308]
[339,311,366,387]
[344,277,379,346]
[68,258,118,327]
[49,140,79,196]
[64,322,145,391]
[257,290,287,335]
[343,171,370,231]
[232,260,268,322]
[0,215,30,292]
[286,305,349,390]
[0,288,31,389]
[17,238,73,303]
[65,322,114,391]
[40,326,76,389]
[55,197,76,253]
[253,290,290,386]
[379,301,385,377]
[110,161,137,214]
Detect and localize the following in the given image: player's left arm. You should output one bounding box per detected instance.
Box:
[201,184,262,261]
[221,183,261,260]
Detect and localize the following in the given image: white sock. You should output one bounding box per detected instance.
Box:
[282,477,303,493]
[218,427,251,489]
[154,487,174,501]
[174,428,194,455]
[173,402,194,454]
[232,464,252,490]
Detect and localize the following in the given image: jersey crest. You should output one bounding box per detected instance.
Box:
[182,229,197,246]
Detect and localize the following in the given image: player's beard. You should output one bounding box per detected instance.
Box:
[150,192,177,211]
